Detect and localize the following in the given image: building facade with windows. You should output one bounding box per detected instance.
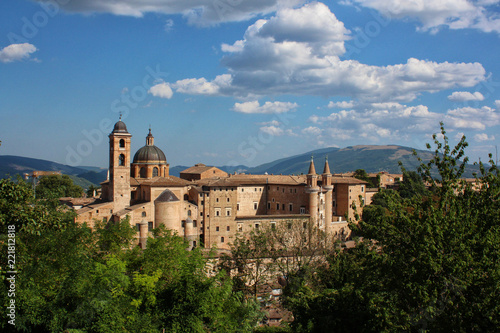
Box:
[75,119,367,250]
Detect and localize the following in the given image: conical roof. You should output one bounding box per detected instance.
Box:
[155,189,179,202]
[308,155,316,175]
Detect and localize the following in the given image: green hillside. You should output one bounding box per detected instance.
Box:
[247,145,481,177]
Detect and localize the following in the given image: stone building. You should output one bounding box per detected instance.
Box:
[75,118,368,250]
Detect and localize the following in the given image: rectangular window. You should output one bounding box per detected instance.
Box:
[136,223,140,231]
[216,226,220,232]
[237,223,243,232]
[253,202,258,210]
[226,208,231,216]
[282,204,285,210]
[237,203,240,211]
[267,202,271,209]
[255,223,260,230]
[271,222,276,230]
[300,207,306,214]
[227,197,230,202]
[277,203,280,210]
[216,198,219,202]
[289,203,293,211]
[148,222,153,231]
[215,209,221,217]
[221,237,225,243]
[227,226,230,231]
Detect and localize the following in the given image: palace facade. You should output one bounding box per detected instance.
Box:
[75,118,368,250]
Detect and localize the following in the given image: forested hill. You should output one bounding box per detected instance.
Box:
[0,155,106,189]
[246,145,481,177]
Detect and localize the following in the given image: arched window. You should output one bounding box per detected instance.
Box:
[140,167,146,178]
[187,210,191,216]
[119,139,125,148]
[119,154,125,166]
[153,167,158,177]
[142,211,146,217]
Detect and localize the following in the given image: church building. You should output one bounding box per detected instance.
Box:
[75,118,368,250]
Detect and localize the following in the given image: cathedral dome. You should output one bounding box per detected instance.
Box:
[132,129,167,164]
[133,145,167,164]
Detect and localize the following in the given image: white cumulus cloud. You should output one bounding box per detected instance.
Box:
[167,3,486,102]
[260,125,284,136]
[328,100,355,109]
[304,101,500,144]
[148,82,173,99]
[233,100,298,114]
[0,43,37,63]
[448,91,485,101]
[349,0,500,34]
[302,126,323,136]
[30,0,306,26]
[474,133,496,141]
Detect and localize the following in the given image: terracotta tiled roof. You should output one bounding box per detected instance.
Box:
[132,176,190,187]
[114,202,152,217]
[180,164,219,174]
[76,201,114,214]
[195,174,307,187]
[330,176,367,185]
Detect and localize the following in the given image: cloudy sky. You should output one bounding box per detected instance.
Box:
[1,0,499,169]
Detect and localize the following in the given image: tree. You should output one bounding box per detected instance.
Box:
[353,169,376,187]
[86,185,100,198]
[284,124,500,332]
[1,177,262,332]
[398,170,428,199]
[36,175,83,199]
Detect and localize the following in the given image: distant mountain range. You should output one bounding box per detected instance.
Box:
[0,145,482,189]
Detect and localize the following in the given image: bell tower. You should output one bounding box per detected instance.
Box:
[108,116,132,211]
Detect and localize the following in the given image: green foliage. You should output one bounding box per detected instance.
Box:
[398,170,428,199]
[353,169,376,187]
[35,174,83,199]
[285,124,500,332]
[0,182,261,332]
[86,185,100,197]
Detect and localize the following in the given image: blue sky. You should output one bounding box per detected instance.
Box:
[1,0,499,169]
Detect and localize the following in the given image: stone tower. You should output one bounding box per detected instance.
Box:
[108,116,132,211]
[306,155,319,225]
[322,156,333,234]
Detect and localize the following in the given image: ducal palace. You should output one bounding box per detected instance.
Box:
[73,118,369,250]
